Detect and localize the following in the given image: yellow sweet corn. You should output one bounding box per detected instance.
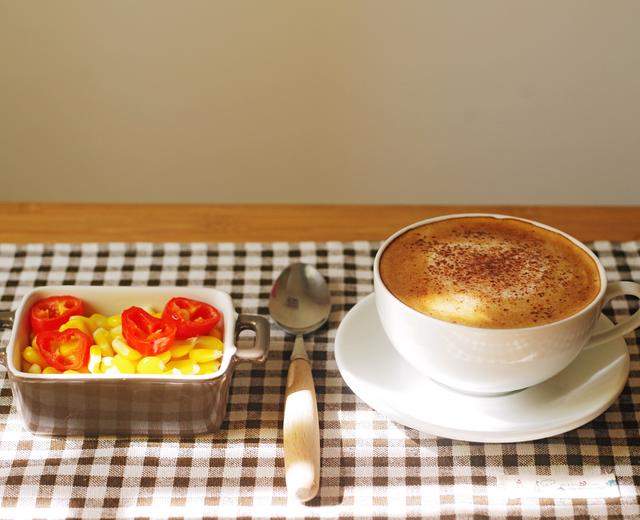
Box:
[166,359,200,375]
[112,337,142,361]
[93,328,115,357]
[109,325,122,339]
[88,345,102,374]
[107,314,121,328]
[112,355,136,374]
[19,308,227,377]
[100,356,115,373]
[189,348,221,364]
[89,313,108,330]
[169,339,196,360]
[101,343,115,357]
[157,350,172,364]
[79,315,98,333]
[59,316,92,336]
[195,336,224,351]
[136,356,166,374]
[23,346,46,366]
[93,327,109,343]
[198,361,221,374]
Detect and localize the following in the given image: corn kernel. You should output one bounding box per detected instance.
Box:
[136,356,166,374]
[109,324,122,338]
[64,369,80,374]
[28,363,42,374]
[195,336,224,351]
[189,348,221,364]
[93,327,115,356]
[157,350,172,364]
[93,327,109,343]
[43,366,61,374]
[89,313,108,330]
[112,355,136,373]
[169,338,196,360]
[112,337,142,361]
[59,316,92,336]
[78,315,96,332]
[57,322,79,334]
[199,361,221,374]
[100,356,116,373]
[23,346,47,367]
[166,359,200,375]
[88,345,102,374]
[107,315,121,328]
[21,360,32,372]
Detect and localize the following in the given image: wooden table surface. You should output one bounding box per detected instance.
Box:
[1,203,639,243]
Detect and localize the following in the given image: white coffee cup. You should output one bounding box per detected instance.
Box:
[373,213,640,395]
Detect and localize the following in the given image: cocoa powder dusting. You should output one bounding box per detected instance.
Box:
[379,217,601,328]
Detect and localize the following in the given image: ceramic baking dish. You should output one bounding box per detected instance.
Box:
[0,286,269,436]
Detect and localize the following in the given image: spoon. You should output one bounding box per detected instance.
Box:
[269,263,331,502]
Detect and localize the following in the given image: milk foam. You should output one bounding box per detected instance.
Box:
[379,217,601,328]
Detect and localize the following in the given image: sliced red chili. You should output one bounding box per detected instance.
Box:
[122,306,176,356]
[161,297,221,339]
[36,328,91,371]
[30,295,85,334]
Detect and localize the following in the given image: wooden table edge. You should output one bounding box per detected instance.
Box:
[0,203,639,243]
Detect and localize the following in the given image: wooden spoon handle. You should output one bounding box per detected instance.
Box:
[283,357,320,502]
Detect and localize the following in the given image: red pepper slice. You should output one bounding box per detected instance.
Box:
[30,295,85,334]
[122,306,176,356]
[36,328,91,371]
[161,297,221,339]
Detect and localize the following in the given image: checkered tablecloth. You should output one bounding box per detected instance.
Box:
[0,241,639,519]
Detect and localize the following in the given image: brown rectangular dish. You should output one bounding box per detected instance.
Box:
[0,286,269,436]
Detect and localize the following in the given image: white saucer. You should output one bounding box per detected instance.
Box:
[335,294,630,443]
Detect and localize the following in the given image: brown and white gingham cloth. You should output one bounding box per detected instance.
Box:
[0,241,639,519]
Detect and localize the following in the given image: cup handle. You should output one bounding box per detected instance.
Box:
[583,281,640,350]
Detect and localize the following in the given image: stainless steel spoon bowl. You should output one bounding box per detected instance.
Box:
[269,263,331,336]
[269,263,331,502]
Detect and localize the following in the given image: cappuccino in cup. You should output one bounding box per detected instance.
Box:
[374,214,640,394]
[379,216,601,329]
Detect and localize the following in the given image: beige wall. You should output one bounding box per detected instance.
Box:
[2,1,639,204]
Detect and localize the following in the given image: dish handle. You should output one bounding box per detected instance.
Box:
[0,309,14,366]
[234,314,270,364]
